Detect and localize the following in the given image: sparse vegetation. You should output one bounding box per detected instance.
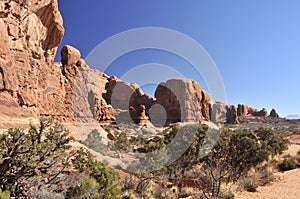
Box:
[197,128,288,198]
[0,119,124,198]
[0,118,74,197]
[277,158,297,172]
[71,148,122,198]
[115,132,130,150]
[0,118,291,199]
[81,129,105,153]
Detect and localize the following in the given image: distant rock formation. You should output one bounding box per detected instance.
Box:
[154,79,210,125]
[209,101,227,123]
[137,105,150,127]
[237,104,249,116]
[269,109,279,118]
[252,108,268,117]
[226,105,239,124]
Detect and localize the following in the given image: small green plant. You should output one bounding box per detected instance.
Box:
[70,177,100,199]
[81,129,105,152]
[72,148,122,198]
[277,158,297,172]
[115,132,130,150]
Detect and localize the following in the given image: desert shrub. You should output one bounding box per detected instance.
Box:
[115,132,130,150]
[129,136,146,146]
[121,175,138,192]
[70,177,100,199]
[277,158,297,172]
[255,127,288,156]
[139,147,168,172]
[71,148,122,198]
[167,123,209,176]
[144,136,165,152]
[197,127,287,198]
[242,178,257,192]
[81,129,105,153]
[256,167,275,186]
[0,118,74,197]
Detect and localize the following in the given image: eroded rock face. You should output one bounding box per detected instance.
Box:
[61,45,109,122]
[0,0,65,122]
[226,105,239,124]
[102,76,155,124]
[237,104,268,118]
[237,104,248,116]
[0,0,114,125]
[209,101,227,123]
[154,78,210,124]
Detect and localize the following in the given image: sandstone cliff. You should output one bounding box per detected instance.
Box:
[154,79,210,125]
[0,0,65,127]
[0,0,280,129]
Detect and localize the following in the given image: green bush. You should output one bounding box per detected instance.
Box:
[70,177,100,199]
[277,158,297,172]
[0,118,74,196]
[72,148,122,198]
[197,127,287,197]
[81,129,105,152]
[256,127,289,156]
[115,132,130,150]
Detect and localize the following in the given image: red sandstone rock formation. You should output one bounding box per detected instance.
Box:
[252,108,268,117]
[137,105,150,127]
[209,101,227,123]
[0,0,66,123]
[226,105,239,124]
[0,0,280,129]
[154,78,210,124]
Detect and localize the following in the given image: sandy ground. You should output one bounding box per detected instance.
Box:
[236,168,300,199]
[236,140,300,199]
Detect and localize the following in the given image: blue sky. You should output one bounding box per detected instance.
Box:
[56,0,300,117]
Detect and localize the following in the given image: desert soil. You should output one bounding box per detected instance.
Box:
[236,168,300,199]
[236,137,300,199]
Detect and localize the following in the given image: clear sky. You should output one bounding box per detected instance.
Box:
[56,0,300,117]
